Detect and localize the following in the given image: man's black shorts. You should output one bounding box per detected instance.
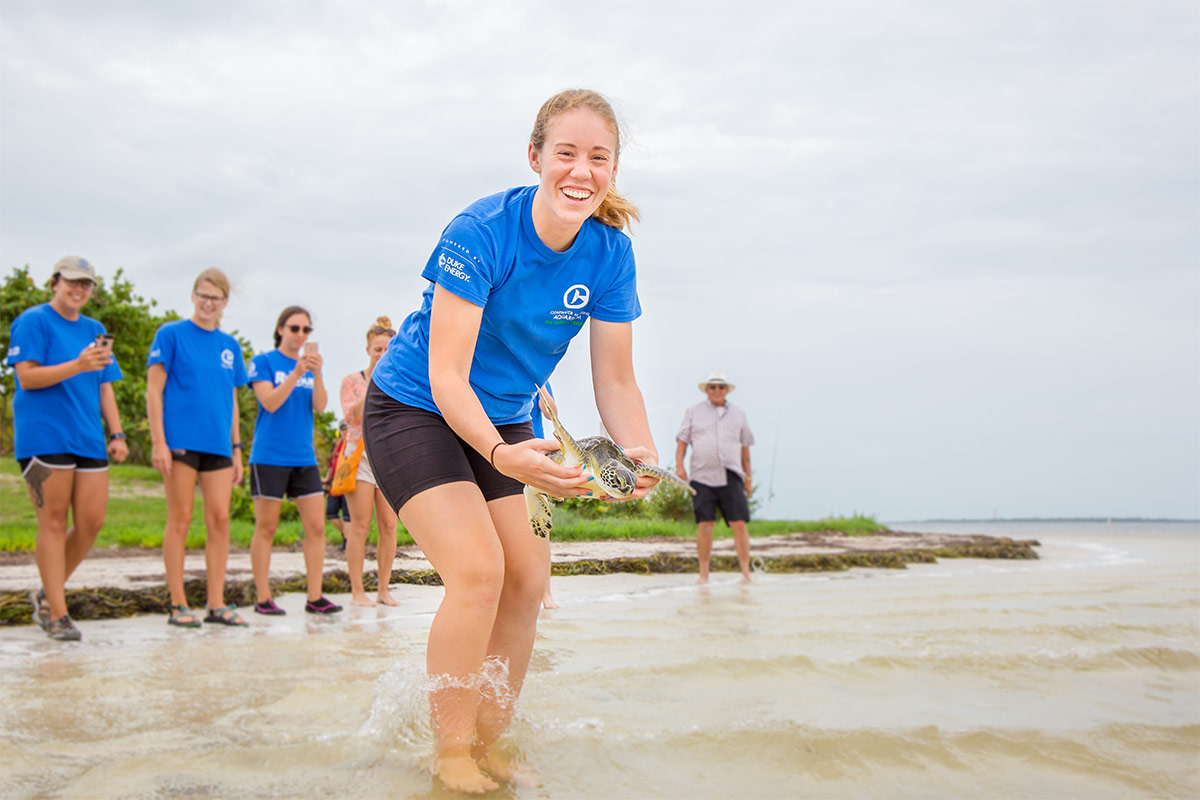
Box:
[691,469,750,524]
[362,381,533,514]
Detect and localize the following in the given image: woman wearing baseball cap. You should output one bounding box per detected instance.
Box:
[5,256,128,641]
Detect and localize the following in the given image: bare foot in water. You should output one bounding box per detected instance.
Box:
[350,594,377,608]
[377,591,401,607]
[434,754,499,794]
[477,751,537,786]
[541,592,559,610]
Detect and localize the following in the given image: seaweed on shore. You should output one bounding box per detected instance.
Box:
[0,539,1038,626]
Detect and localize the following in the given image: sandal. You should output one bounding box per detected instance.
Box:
[204,606,248,627]
[168,605,202,628]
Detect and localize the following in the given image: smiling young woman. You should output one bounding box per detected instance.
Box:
[362,89,659,793]
[5,256,128,642]
[146,268,250,629]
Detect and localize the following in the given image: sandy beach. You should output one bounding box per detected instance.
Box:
[1,520,1195,799]
[0,529,1036,624]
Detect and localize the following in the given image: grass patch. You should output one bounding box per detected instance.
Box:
[0,459,885,551]
[0,460,410,551]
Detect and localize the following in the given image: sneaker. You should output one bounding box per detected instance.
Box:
[254,599,286,616]
[29,588,49,631]
[305,596,343,614]
[46,615,81,641]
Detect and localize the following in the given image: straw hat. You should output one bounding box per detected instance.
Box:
[698,370,735,393]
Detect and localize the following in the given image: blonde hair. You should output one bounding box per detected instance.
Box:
[193,267,230,298]
[530,89,641,231]
[367,315,395,344]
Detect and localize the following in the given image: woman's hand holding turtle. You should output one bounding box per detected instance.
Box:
[492,438,590,497]
[619,445,661,500]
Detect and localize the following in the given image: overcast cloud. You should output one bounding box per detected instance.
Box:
[2,0,1196,520]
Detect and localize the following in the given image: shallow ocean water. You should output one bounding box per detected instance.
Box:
[1,521,1197,799]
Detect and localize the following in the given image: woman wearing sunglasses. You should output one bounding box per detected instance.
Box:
[146,268,250,628]
[246,306,341,616]
[339,316,401,607]
[7,256,128,641]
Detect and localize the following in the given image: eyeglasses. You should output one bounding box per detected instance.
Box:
[706,384,728,391]
[64,278,95,290]
[194,292,227,305]
[287,325,314,334]
[370,326,396,336]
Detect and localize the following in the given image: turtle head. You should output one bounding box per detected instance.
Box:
[598,463,637,498]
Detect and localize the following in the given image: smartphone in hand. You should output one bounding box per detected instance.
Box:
[303,341,319,356]
[95,334,115,352]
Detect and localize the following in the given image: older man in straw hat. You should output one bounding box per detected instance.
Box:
[675,371,755,583]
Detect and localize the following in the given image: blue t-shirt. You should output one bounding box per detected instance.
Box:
[372,186,641,424]
[247,349,316,467]
[5,303,124,460]
[147,319,249,457]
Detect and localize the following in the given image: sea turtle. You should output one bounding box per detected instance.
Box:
[524,386,696,539]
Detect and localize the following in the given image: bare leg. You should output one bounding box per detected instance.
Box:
[345,484,376,606]
[473,494,548,782]
[696,521,715,584]
[250,498,282,603]
[397,482,503,794]
[197,467,235,608]
[65,470,109,581]
[27,465,75,621]
[162,462,199,607]
[730,520,753,582]
[294,494,328,602]
[374,487,400,606]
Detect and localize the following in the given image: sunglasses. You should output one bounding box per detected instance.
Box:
[706,384,728,390]
[194,292,226,305]
[63,278,95,289]
[370,326,396,336]
[286,325,314,334]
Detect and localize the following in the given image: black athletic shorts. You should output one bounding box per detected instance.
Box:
[362,380,533,513]
[171,449,234,472]
[325,492,351,521]
[17,453,108,473]
[248,463,323,501]
[691,469,750,524]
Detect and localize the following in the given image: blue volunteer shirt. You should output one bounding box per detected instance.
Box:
[371,186,641,424]
[5,303,124,460]
[147,319,248,457]
[247,349,317,467]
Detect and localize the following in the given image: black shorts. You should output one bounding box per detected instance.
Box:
[248,464,324,501]
[171,449,234,472]
[362,381,532,513]
[325,492,351,521]
[17,453,108,474]
[692,469,750,524]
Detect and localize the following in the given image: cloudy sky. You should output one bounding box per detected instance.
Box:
[2,0,1196,520]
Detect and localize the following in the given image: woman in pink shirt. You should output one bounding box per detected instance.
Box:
[340,316,400,606]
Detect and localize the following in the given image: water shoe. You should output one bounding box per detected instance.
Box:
[46,615,81,641]
[305,596,343,614]
[254,599,286,616]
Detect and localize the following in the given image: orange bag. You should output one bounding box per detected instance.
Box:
[329,439,364,496]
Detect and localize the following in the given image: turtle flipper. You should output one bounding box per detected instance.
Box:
[524,484,554,539]
[635,464,698,495]
[537,385,586,467]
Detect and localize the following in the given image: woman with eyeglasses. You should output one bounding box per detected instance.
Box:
[146,268,250,628]
[246,306,341,616]
[339,316,401,607]
[6,256,128,641]
[363,89,659,792]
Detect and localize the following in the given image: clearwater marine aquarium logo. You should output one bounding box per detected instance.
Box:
[220,349,235,369]
[563,284,589,309]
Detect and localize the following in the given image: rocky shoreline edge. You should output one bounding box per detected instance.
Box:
[0,530,1038,626]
